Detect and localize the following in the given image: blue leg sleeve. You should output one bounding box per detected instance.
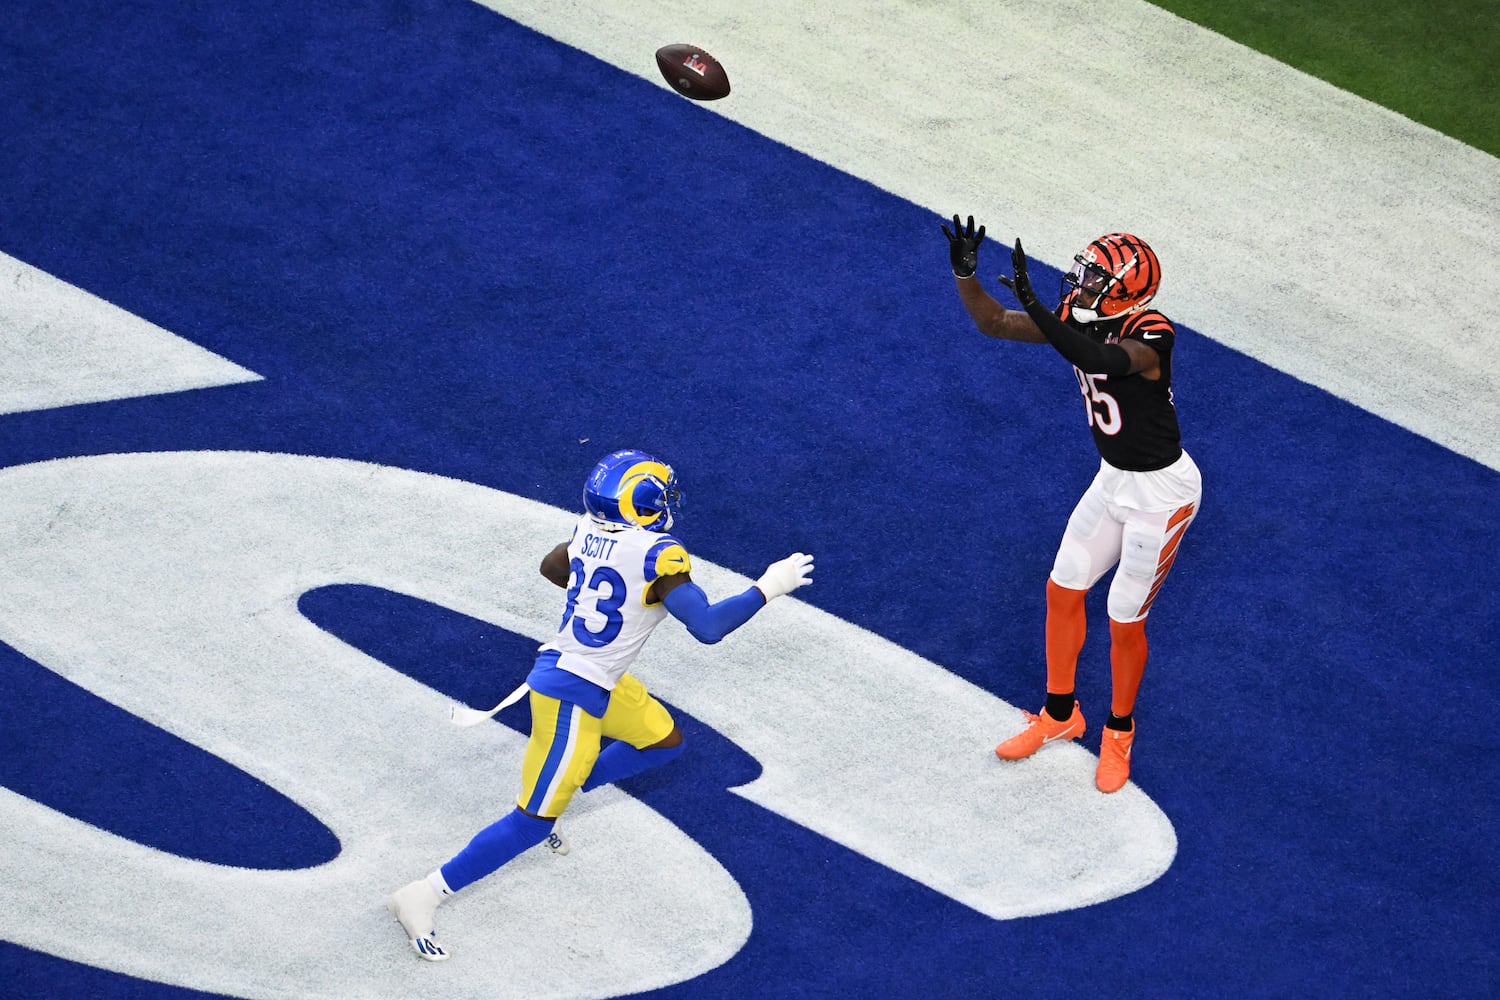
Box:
[440,808,554,892]
[582,740,685,792]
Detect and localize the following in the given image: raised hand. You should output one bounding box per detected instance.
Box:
[941,214,985,278]
[755,552,814,602]
[998,237,1039,309]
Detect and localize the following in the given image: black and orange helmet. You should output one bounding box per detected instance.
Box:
[1062,233,1161,322]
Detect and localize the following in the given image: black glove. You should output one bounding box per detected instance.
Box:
[941,214,985,278]
[997,238,1039,309]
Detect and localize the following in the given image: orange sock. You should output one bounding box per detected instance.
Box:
[1045,579,1087,699]
[1108,617,1149,719]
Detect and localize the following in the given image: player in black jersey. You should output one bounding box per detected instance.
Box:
[942,215,1203,793]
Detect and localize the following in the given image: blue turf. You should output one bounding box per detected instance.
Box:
[1,0,1497,996]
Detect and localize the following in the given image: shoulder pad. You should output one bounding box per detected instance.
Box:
[1121,310,1174,340]
[644,538,691,582]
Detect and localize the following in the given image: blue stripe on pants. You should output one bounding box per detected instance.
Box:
[525,699,575,815]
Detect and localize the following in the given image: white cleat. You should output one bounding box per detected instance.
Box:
[386,879,450,962]
[544,829,570,856]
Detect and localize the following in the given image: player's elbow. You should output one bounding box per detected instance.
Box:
[685,623,727,645]
[539,544,571,587]
[974,309,1006,339]
[666,582,760,644]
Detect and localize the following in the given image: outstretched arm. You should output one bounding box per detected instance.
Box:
[1004,239,1158,377]
[656,553,815,645]
[661,576,764,644]
[943,214,1047,343]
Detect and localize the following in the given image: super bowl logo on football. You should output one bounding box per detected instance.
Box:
[654,43,731,101]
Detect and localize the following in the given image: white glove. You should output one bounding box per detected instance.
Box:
[755,552,814,602]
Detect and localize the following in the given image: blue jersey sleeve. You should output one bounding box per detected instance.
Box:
[662,580,765,644]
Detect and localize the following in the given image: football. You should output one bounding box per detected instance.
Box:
[654,44,731,101]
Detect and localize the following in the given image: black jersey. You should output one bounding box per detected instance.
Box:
[1056,302,1183,472]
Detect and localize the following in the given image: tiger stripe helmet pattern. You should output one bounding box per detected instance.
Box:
[582,449,683,533]
[1063,233,1161,322]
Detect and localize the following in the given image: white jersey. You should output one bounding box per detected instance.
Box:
[539,514,692,689]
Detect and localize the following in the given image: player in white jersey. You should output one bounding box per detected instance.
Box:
[387,449,814,961]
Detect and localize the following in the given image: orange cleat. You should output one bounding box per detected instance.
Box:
[1095,725,1135,793]
[994,703,1085,760]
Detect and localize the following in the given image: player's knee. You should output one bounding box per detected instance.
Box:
[648,725,683,751]
[1050,545,1092,591]
[1106,589,1149,623]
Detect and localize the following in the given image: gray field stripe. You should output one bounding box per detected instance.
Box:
[1,251,261,415]
[485,0,1500,470]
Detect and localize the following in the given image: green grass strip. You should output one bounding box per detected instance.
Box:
[1149,0,1500,157]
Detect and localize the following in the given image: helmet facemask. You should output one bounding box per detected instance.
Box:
[1062,256,1119,324]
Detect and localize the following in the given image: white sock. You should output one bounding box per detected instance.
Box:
[427,870,454,898]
